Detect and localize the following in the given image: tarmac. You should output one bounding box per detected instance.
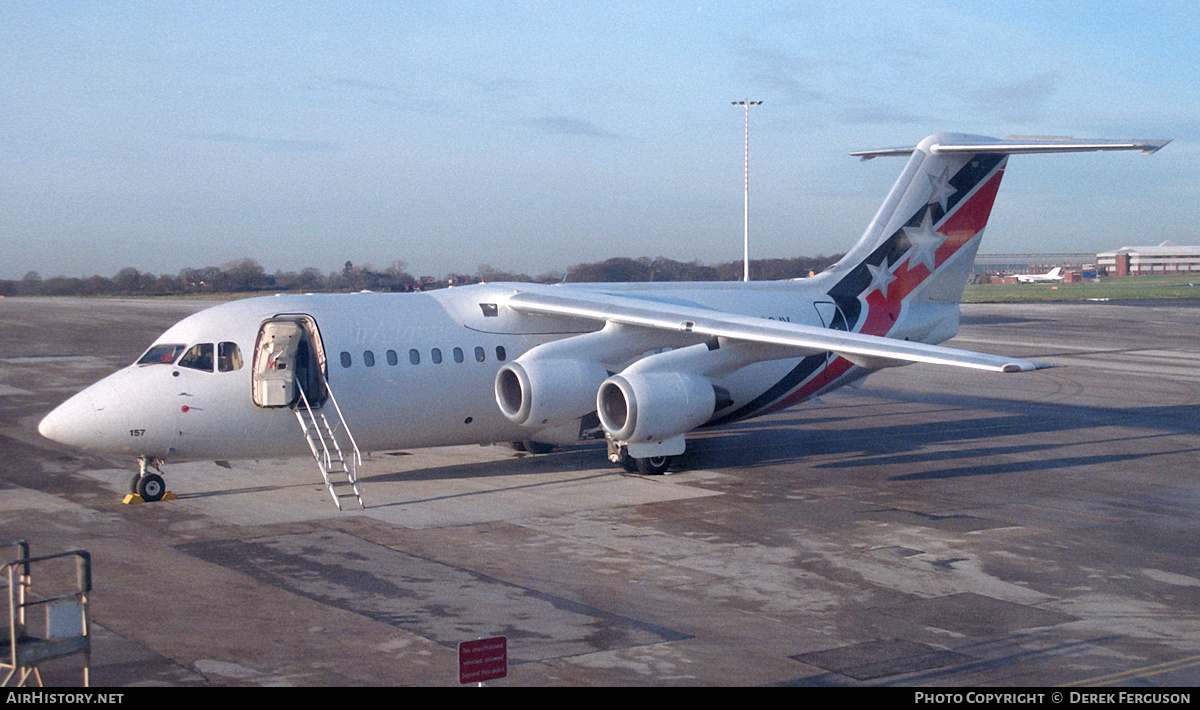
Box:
[3,295,1200,687]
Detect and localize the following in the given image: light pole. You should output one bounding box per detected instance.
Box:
[732,100,762,281]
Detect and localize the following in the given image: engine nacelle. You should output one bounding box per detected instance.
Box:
[597,371,716,444]
[495,359,609,428]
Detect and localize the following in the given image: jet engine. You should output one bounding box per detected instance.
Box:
[495,359,609,428]
[596,371,718,444]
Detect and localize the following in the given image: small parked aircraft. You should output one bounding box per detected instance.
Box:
[38,133,1167,509]
[1015,267,1065,283]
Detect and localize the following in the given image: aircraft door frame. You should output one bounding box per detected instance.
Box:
[813,300,849,332]
[251,315,328,408]
[813,300,850,365]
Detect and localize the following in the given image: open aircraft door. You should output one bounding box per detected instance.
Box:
[251,316,328,408]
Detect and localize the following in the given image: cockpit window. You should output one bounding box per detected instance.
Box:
[137,343,186,366]
[178,343,215,372]
[218,342,243,372]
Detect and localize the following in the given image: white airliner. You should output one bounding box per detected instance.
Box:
[37,133,1168,509]
[1015,267,1065,283]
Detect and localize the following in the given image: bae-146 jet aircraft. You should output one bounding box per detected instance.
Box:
[38,133,1167,509]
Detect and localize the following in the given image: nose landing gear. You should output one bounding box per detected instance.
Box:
[129,456,169,503]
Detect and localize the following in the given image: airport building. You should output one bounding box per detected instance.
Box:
[974,253,1094,274]
[976,243,1200,281]
[973,253,1094,283]
[1095,243,1200,276]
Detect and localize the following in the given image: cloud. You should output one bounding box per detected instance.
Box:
[839,101,933,126]
[744,49,830,105]
[184,132,342,153]
[968,71,1062,124]
[526,116,624,139]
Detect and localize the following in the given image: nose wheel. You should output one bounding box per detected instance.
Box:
[130,457,168,502]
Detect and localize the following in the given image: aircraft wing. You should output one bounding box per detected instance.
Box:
[503,286,1050,373]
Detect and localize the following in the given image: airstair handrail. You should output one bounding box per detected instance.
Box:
[295,386,333,468]
[318,373,362,467]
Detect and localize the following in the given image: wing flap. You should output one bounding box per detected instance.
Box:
[504,287,1049,374]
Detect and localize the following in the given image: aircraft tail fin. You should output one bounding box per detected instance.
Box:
[821,134,1168,338]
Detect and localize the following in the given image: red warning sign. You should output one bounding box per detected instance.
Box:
[458,636,507,684]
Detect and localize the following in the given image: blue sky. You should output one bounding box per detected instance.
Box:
[2,1,1196,280]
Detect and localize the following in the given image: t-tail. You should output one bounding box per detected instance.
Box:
[717,133,1168,422]
[815,133,1169,342]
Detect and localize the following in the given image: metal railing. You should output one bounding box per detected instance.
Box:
[296,375,364,510]
[2,541,91,687]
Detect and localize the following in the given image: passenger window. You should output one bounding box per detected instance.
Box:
[218,342,243,372]
[453,347,464,363]
[474,347,486,362]
[386,349,398,366]
[364,351,375,367]
[409,349,420,365]
[496,346,507,361]
[431,348,442,364]
[137,343,186,366]
[340,352,352,368]
[178,343,214,372]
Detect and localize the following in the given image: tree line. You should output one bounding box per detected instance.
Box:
[2,254,842,298]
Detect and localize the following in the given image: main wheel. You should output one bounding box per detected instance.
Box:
[635,455,673,475]
[522,440,555,455]
[618,453,638,473]
[136,473,166,502]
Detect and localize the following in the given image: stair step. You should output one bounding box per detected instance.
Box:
[295,380,364,511]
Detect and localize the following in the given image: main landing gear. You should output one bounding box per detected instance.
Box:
[606,437,674,475]
[130,456,168,502]
[511,440,556,455]
[514,437,676,475]
[627,454,673,475]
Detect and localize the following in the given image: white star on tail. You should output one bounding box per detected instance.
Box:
[866,257,897,298]
[902,210,946,274]
[928,165,957,212]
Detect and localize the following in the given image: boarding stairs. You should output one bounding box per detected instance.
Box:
[295,378,364,511]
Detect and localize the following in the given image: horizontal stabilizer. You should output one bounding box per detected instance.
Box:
[852,137,1170,160]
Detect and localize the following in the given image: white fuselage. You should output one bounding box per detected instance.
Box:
[38,278,927,463]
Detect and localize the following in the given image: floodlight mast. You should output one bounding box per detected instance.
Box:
[732,100,762,281]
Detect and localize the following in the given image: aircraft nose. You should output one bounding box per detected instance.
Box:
[38,390,99,449]
[38,376,127,449]
[38,369,177,457]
